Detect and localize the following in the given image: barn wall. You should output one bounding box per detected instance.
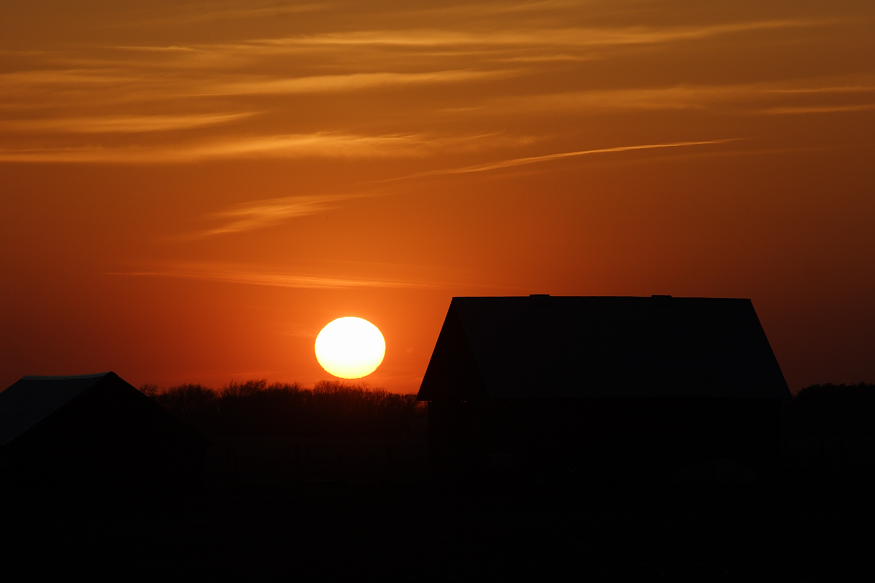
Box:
[427,397,783,484]
[3,384,204,498]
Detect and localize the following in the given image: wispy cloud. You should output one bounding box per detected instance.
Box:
[0,131,530,164]
[185,132,428,158]
[763,85,875,95]
[0,112,256,134]
[113,261,431,290]
[135,1,327,26]
[0,132,431,164]
[496,85,738,113]
[490,81,875,115]
[495,53,597,63]
[0,17,837,119]
[252,19,823,49]
[0,68,138,86]
[0,11,851,174]
[760,103,875,115]
[381,138,740,182]
[193,194,368,238]
[104,18,823,70]
[0,65,515,109]
[406,0,584,18]
[201,69,514,96]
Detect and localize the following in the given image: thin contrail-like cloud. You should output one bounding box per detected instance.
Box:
[0,131,527,164]
[0,132,431,163]
[379,138,741,182]
[761,103,875,115]
[191,193,371,238]
[111,261,523,293]
[111,262,433,290]
[202,69,514,96]
[254,20,823,49]
[179,139,740,237]
[0,112,256,134]
[131,2,327,26]
[491,82,875,115]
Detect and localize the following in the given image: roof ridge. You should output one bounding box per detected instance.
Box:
[20,372,115,381]
[452,295,751,301]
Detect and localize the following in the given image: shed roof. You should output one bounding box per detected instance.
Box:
[0,372,132,445]
[418,295,790,401]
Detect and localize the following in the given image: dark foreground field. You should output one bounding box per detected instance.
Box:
[4,382,875,582]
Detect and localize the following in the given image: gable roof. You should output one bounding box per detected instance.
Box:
[418,295,790,401]
[0,372,131,445]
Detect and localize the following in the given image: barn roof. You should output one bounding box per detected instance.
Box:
[418,295,790,401]
[0,372,133,445]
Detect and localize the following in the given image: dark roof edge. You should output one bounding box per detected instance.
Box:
[450,295,753,302]
[20,372,116,381]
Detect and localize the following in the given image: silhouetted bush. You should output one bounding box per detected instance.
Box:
[144,378,875,493]
[784,383,875,484]
[150,380,426,485]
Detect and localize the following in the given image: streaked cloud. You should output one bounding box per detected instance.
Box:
[496,85,733,113]
[252,19,823,49]
[0,15,839,126]
[185,132,427,158]
[495,53,597,63]
[0,68,138,87]
[760,103,875,115]
[103,18,824,69]
[202,69,515,96]
[0,8,855,176]
[191,140,740,239]
[193,194,368,238]
[0,112,256,134]
[0,131,530,164]
[382,138,740,182]
[113,261,432,290]
[406,0,584,18]
[136,1,327,26]
[113,45,201,54]
[491,81,875,115]
[763,85,875,95]
[0,132,431,163]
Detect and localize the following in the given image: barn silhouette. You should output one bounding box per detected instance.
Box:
[417,295,790,485]
[0,372,204,498]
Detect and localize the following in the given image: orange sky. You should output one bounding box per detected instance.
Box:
[2,1,874,393]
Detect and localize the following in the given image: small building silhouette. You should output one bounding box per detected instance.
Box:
[417,295,791,485]
[0,372,205,497]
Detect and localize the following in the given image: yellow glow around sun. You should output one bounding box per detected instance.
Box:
[315,317,386,379]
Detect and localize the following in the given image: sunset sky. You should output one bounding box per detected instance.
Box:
[2,0,873,393]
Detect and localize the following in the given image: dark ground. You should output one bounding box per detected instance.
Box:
[4,382,875,582]
[6,475,874,581]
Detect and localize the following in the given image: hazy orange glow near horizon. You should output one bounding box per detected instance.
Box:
[1,1,873,393]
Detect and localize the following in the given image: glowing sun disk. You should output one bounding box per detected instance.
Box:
[315,317,386,379]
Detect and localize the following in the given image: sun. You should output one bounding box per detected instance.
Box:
[315,317,386,379]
